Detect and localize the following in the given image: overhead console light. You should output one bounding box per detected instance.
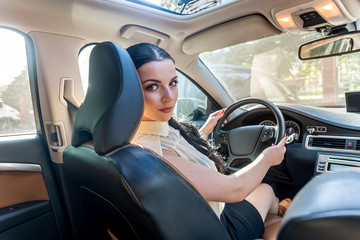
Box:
[315,2,343,24]
[316,2,340,19]
[273,0,359,33]
[276,15,297,31]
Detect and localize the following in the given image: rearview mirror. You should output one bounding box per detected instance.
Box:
[299,31,360,60]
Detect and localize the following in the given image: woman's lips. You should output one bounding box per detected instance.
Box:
[159,107,173,113]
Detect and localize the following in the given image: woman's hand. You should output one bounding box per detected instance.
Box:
[261,137,287,166]
[199,108,226,138]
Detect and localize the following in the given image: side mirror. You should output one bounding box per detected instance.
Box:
[299,31,360,60]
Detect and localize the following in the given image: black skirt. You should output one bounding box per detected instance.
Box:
[220,200,265,240]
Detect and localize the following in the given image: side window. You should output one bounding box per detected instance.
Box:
[0,28,36,136]
[78,45,212,127]
[78,44,96,95]
[174,71,209,127]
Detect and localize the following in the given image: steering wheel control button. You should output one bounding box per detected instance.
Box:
[264,130,274,138]
[219,133,226,143]
[262,127,275,141]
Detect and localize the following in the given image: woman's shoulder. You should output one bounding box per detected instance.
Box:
[132,133,163,156]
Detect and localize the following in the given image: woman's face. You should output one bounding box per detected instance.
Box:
[137,59,178,122]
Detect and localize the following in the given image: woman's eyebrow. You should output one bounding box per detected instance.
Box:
[141,79,161,84]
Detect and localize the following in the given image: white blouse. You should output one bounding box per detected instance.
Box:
[131,120,225,218]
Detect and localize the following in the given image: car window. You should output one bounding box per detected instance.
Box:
[79,45,210,127]
[174,71,209,127]
[78,44,96,95]
[0,28,36,136]
[200,32,360,108]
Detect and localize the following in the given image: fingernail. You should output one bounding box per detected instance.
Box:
[221,109,225,114]
[285,136,288,140]
[271,143,275,147]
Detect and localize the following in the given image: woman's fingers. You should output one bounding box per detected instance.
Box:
[212,108,226,118]
[260,136,288,167]
[210,108,231,127]
[271,137,287,147]
[277,136,287,146]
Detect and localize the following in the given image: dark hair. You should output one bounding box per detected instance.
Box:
[126,43,174,69]
[169,118,226,173]
[127,43,226,173]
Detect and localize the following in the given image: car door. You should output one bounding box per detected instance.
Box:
[0,28,67,240]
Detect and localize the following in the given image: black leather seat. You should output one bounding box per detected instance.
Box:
[277,169,360,240]
[62,42,231,240]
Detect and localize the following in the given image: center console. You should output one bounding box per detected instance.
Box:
[315,153,360,174]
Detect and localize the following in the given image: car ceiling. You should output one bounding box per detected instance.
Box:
[0,0,358,64]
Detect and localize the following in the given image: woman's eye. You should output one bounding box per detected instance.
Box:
[170,80,178,87]
[146,84,158,91]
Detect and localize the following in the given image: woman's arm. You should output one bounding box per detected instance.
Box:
[162,137,287,203]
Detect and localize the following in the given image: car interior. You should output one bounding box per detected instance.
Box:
[1,0,360,239]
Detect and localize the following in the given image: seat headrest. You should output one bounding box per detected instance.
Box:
[278,170,360,240]
[72,42,144,154]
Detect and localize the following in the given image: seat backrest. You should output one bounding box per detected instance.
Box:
[62,42,230,240]
[278,170,360,240]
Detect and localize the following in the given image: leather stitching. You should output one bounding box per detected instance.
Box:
[79,186,140,240]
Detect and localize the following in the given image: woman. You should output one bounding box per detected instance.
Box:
[127,43,287,240]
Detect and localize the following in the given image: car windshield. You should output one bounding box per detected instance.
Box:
[200,32,360,108]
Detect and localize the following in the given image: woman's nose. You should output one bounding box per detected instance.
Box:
[161,87,174,102]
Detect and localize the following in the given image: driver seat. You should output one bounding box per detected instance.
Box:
[62,42,231,240]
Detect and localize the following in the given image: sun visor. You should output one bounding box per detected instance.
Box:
[182,15,281,55]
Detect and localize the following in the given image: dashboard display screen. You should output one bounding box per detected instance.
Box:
[328,163,360,171]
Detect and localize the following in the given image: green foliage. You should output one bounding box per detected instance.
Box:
[1,69,31,111]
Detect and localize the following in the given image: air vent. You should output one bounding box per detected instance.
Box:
[309,137,346,149]
[357,141,360,150]
[306,135,360,153]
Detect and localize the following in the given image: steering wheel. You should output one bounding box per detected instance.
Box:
[213,97,285,172]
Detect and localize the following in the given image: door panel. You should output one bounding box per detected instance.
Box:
[0,201,57,240]
[0,135,65,240]
[0,170,49,208]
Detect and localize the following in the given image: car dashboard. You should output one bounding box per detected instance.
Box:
[222,103,360,198]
